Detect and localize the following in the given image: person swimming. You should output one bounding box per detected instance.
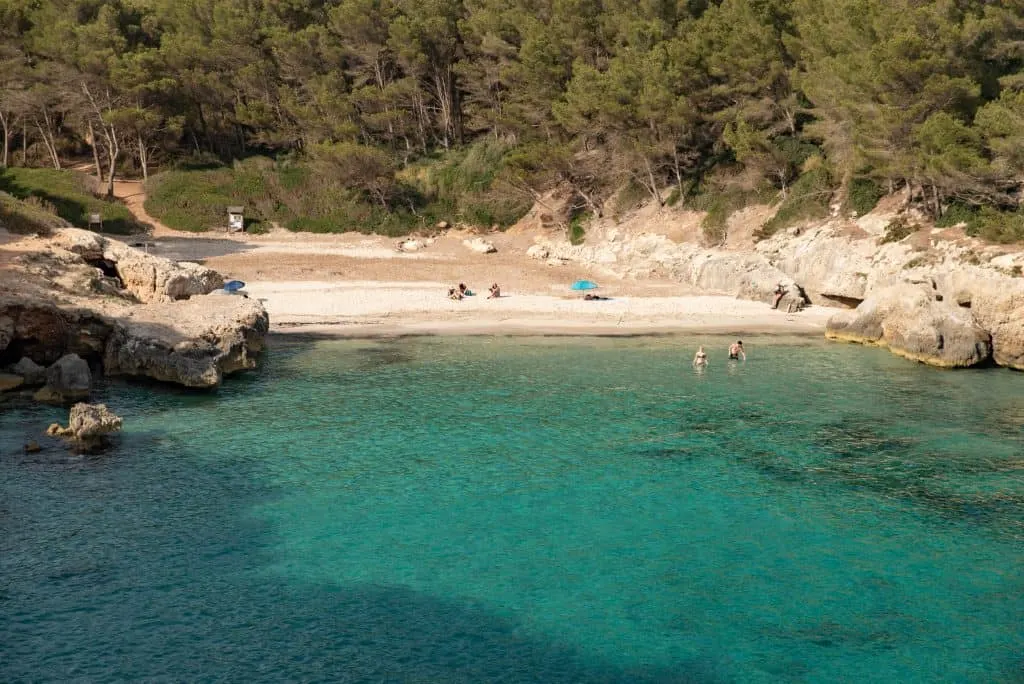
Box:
[692,346,708,368]
[728,340,746,361]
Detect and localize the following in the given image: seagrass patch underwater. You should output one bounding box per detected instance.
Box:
[2,335,1022,682]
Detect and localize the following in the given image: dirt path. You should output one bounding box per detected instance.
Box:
[110,179,176,237]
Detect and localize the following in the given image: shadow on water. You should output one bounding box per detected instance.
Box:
[0,376,719,682]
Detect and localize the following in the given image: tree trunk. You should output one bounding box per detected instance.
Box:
[22,122,27,165]
[642,157,663,206]
[89,120,103,180]
[138,134,149,180]
[104,127,119,198]
[931,184,941,218]
[0,111,8,168]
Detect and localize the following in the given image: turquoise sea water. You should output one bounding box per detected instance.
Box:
[2,335,1023,682]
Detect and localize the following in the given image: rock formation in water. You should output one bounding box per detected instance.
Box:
[47,402,123,451]
[0,228,269,392]
[522,196,1024,370]
[34,353,92,403]
[825,285,993,367]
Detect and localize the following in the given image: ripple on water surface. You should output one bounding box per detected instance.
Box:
[1,335,1023,682]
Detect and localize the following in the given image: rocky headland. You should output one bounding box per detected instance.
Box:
[0,227,269,407]
[521,193,1024,370]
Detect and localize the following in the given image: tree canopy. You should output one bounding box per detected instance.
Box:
[1,0,1022,224]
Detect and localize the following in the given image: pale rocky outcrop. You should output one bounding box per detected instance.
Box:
[34,353,92,403]
[463,237,497,254]
[397,239,424,252]
[103,295,269,388]
[52,228,223,302]
[2,231,269,391]
[526,244,550,260]
[826,284,993,367]
[47,402,123,451]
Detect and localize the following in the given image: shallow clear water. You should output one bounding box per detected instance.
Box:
[2,335,1023,682]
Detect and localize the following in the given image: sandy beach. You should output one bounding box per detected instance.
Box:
[137,227,833,337]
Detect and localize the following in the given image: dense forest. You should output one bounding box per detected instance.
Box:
[1,0,1023,238]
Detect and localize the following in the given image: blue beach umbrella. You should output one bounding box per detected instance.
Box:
[224,280,246,293]
[570,279,599,291]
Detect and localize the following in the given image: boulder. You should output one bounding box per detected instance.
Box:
[0,373,23,392]
[526,244,550,260]
[397,239,424,252]
[10,357,46,386]
[34,353,92,403]
[104,295,269,388]
[47,402,122,451]
[24,440,42,453]
[463,237,497,254]
[826,284,992,368]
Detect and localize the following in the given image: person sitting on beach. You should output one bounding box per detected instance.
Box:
[728,340,746,361]
[772,284,786,310]
[488,283,501,299]
[458,283,474,296]
[692,346,708,368]
[448,287,463,301]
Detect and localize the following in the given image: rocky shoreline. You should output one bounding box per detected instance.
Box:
[0,228,269,408]
[524,200,1024,370]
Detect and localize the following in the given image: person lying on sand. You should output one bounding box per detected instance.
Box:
[448,287,463,301]
[692,346,708,368]
[488,283,501,299]
[583,293,609,301]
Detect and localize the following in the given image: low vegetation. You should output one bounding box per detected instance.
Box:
[0,190,68,234]
[0,168,141,234]
[756,166,833,240]
[881,218,921,244]
[145,142,531,235]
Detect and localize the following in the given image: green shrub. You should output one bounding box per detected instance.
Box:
[0,191,68,234]
[665,186,682,207]
[969,207,1024,244]
[880,217,920,244]
[936,201,980,229]
[846,178,883,216]
[700,197,729,245]
[756,166,832,240]
[612,179,648,219]
[0,168,142,234]
[569,214,587,245]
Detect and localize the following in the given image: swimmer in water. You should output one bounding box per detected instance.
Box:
[692,346,708,368]
[728,340,746,361]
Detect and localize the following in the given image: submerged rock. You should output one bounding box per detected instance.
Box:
[826,284,992,368]
[34,353,92,403]
[47,402,122,451]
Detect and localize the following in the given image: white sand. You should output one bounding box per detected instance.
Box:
[247,280,833,336]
